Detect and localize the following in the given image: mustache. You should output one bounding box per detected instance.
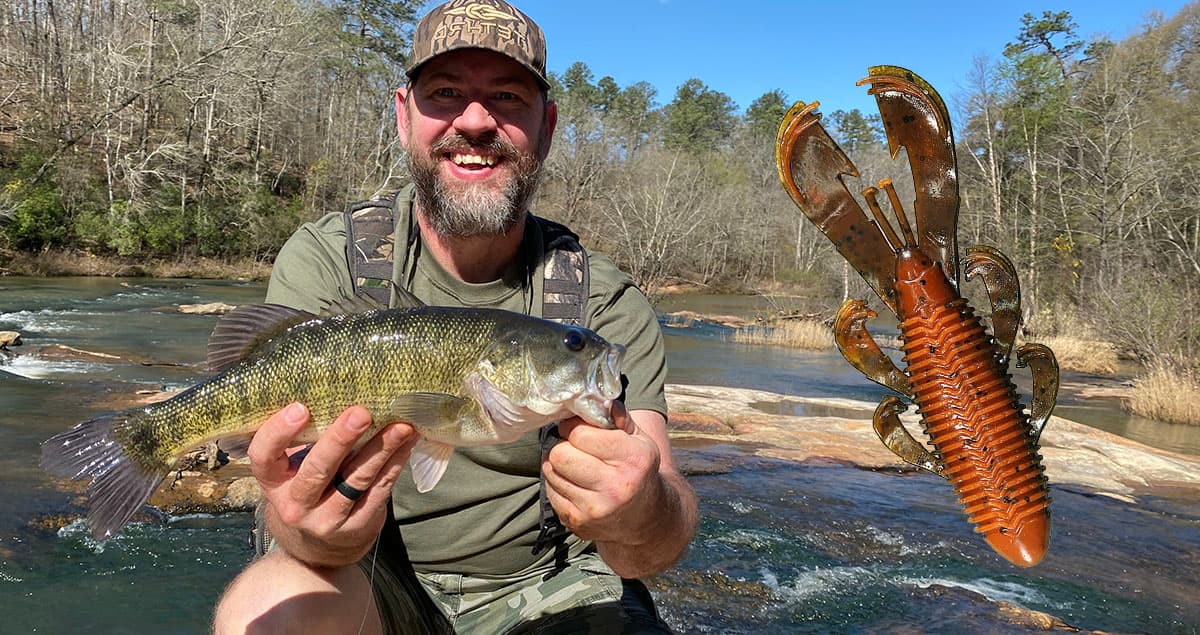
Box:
[430,133,519,161]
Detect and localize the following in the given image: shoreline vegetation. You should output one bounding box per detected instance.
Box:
[4,249,1197,427]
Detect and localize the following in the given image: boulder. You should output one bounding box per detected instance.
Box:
[223,476,264,510]
[0,331,21,349]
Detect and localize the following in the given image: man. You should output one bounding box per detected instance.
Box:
[213,1,698,632]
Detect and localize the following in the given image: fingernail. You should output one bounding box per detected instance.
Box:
[283,402,308,424]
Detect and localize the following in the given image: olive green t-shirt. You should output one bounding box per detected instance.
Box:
[265,185,668,576]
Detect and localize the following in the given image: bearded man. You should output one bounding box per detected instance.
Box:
[213,1,697,633]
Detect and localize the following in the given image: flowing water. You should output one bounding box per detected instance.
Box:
[1,278,1197,633]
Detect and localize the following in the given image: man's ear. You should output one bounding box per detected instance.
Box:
[395,87,410,148]
[539,99,558,160]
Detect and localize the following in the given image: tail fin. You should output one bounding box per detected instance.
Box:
[40,413,166,540]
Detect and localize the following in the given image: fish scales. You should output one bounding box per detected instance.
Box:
[117,310,496,465]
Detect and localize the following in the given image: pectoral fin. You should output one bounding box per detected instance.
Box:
[409,438,455,493]
[388,393,470,428]
[464,370,540,430]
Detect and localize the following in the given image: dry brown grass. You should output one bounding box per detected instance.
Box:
[1031,334,1120,375]
[1126,365,1200,426]
[729,319,834,350]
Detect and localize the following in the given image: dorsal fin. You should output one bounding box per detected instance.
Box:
[394,285,425,308]
[207,304,315,373]
[321,294,389,317]
[322,286,424,317]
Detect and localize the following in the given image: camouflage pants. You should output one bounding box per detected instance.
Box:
[363,530,672,635]
[254,504,670,634]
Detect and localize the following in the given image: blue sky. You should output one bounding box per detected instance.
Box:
[496,0,1191,116]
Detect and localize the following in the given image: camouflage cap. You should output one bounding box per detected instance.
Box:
[407,0,549,90]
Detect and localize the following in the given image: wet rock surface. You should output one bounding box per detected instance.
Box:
[665,383,1200,502]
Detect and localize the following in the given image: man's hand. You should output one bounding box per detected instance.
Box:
[544,402,698,578]
[248,402,417,569]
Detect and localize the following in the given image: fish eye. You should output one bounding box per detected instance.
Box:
[563,329,586,352]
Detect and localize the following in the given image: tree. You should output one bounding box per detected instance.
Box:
[1004,10,1084,80]
[744,89,788,142]
[662,79,736,153]
[827,108,881,154]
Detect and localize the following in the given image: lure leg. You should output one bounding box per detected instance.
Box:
[963,245,1022,365]
[873,396,947,476]
[833,299,913,397]
[1016,343,1059,441]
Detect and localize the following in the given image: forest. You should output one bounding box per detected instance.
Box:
[1,1,1199,384]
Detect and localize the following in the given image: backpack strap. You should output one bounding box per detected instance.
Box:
[539,218,589,326]
[345,193,402,306]
[531,217,589,568]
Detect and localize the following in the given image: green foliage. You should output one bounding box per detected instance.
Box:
[1,146,69,250]
[1004,10,1084,79]
[106,200,145,257]
[663,79,736,153]
[3,180,68,250]
[745,90,788,142]
[828,108,881,153]
[332,0,418,69]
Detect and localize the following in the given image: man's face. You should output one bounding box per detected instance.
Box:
[397,49,557,238]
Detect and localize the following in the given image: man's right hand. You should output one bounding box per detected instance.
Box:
[247,402,417,568]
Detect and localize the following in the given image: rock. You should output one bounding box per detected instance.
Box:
[178,302,236,315]
[0,331,22,349]
[668,411,733,434]
[35,344,121,361]
[224,477,264,510]
[661,310,749,328]
[995,600,1078,630]
[146,462,256,515]
[664,383,1200,500]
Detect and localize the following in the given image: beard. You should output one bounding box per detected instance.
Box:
[408,131,544,238]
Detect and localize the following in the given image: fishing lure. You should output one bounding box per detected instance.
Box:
[774,66,1060,567]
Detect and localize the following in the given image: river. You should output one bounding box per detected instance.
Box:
[1,277,1197,633]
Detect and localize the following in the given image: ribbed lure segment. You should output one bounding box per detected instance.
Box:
[896,252,1051,567]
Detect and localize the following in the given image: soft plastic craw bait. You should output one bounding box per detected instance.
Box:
[775,65,1060,567]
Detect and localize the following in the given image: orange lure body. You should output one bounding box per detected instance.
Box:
[894,249,1050,566]
[775,66,1059,566]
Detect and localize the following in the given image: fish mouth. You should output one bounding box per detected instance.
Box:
[526,343,625,429]
[572,344,624,428]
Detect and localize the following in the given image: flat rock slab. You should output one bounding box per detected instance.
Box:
[177,302,236,314]
[665,383,1200,502]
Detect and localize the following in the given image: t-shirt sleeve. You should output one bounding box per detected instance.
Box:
[585,253,668,417]
[264,212,354,314]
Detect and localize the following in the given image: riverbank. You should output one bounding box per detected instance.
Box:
[0,247,271,280]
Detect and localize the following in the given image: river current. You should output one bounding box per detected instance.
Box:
[1,277,1197,633]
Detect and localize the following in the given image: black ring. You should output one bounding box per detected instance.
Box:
[331,472,366,502]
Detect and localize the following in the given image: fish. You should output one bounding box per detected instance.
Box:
[40,299,625,540]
